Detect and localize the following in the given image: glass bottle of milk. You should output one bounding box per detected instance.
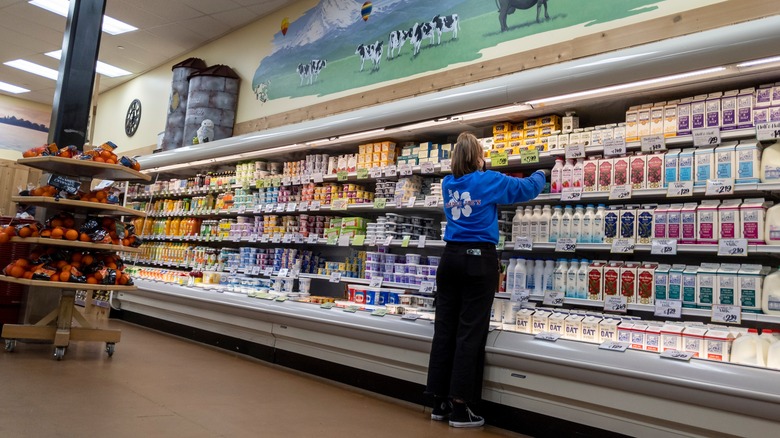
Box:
[511,207,523,242]
[593,204,606,243]
[561,205,574,239]
[577,258,590,299]
[572,205,584,242]
[566,259,580,298]
[553,259,569,293]
[550,205,563,242]
[583,204,595,244]
[530,206,542,242]
[539,205,552,242]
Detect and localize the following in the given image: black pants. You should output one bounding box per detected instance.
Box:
[425,241,498,404]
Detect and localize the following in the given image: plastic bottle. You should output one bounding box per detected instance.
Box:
[768,340,780,369]
[539,205,551,243]
[577,259,590,299]
[513,258,528,295]
[521,207,533,239]
[572,205,584,242]
[550,206,563,242]
[554,259,569,293]
[551,158,564,193]
[573,158,585,188]
[583,204,595,243]
[593,204,606,243]
[762,268,780,315]
[511,207,524,242]
[530,206,542,242]
[566,259,579,298]
[760,139,780,182]
[561,205,574,240]
[534,260,545,295]
[543,260,555,291]
[526,259,535,291]
[765,204,780,245]
[731,330,765,366]
[505,258,517,295]
[562,159,575,189]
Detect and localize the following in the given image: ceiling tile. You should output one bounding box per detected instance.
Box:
[183,0,241,16]
[131,0,204,22]
[213,7,259,28]
[178,15,231,41]
[245,0,291,16]
[145,25,206,50]
[104,1,168,30]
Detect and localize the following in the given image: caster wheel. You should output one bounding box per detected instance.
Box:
[4,339,16,352]
[53,347,65,361]
[106,343,115,357]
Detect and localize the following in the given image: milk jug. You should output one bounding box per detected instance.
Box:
[511,207,523,242]
[513,258,528,296]
[554,259,569,293]
[543,260,555,291]
[561,205,574,239]
[550,206,563,242]
[582,205,595,243]
[539,206,552,242]
[572,205,584,242]
[765,203,780,245]
[762,268,780,315]
[566,260,579,298]
[551,158,564,193]
[530,206,542,242]
[593,204,606,243]
[505,259,517,295]
[760,139,780,182]
[730,330,765,366]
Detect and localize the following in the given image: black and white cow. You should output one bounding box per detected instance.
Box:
[431,14,460,45]
[408,21,435,56]
[387,29,408,59]
[355,41,383,71]
[309,59,327,84]
[296,63,311,86]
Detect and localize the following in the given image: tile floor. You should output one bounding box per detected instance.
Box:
[0,319,528,438]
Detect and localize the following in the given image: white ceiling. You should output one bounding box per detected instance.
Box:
[0,0,293,105]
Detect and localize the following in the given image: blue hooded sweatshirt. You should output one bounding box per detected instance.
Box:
[442,169,545,244]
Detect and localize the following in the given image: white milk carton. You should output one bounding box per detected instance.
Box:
[664,150,680,187]
[664,100,678,138]
[654,264,671,301]
[630,324,648,350]
[735,141,762,184]
[697,263,720,309]
[678,148,695,183]
[645,323,663,352]
[719,199,742,240]
[697,200,720,244]
[617,321,634,344]
[706,92,722,129]
[683,326,709,358]
[737,88,755,129]
[738,264,767,313]
[515,308,534,333]
[661,324,685,352]
[705,328,735,362]
[650,104,665,136]
[653,204,669,239]
[682,266,700,309]
[547,312,567,336]
[677,97,693,135]
[531,309,552,334]
[715,142,737,180]
[680,203,698,244]
[563,314,584,340]
[598,318,620,342]
[755,84,773,108]
[740,198,769,244]
[715,263,741,306]
[668,264,686,301]
[694,146,716,186]
[720,90,739,131]
[691,94,708,130]
[666,204,683,240]
[581,316,602,343]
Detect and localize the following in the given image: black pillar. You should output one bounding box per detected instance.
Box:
[48,0,106,149]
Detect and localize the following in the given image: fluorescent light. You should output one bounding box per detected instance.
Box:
[736,56,780,68]
[457,104,532,121]
[46,50,131,77]
[0,81,30,94]
[29,0,137,35]
[339,128,386,141]
[526,67,726,105]
[4,59,58,80]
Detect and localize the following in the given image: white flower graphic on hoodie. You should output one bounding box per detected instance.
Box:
[449,190,472,220]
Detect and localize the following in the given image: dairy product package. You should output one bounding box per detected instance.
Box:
[720,90,738,131]
[766,203,780,245]
[756,84,773,108]
[735,141,762,184]
[598,158,613,192]
[563,314,584,340]
[582,157,599,192]
[650,104,665,136]
[637,106,651,137]
[754,107,769,126]
[581,129,593,147]
[663,101,678,138]
[761,139,780,183]
[664,150,679,187]
[691,95,708,130]
[668,264,686,301]
[587,261,607,301]
[677,97,692,135]
[680,203,698,244]
[620,261,640,304]
[715,263,741,305]
[547,312,567,336]
[654,264,671,301]
[598,318,620,342]
[740,198,769,244]
[682,266,699,308]
[705,329,735,362]
[531,309,551,334]
[762,269,780,315]
[646,152,665,189]
[697,263,720,309]
[737,88,755,129]
[637,207,654,244]
[705,92,722,129]
[694,146,715,186]
[617,322,633,344]
[653,205,669,239]
[604,207,620,243]
[625,106,639,141]
[738,264,767,313]
[645,323,663,352]
[603,262,623,299]
[581,316,601,343]
[637,263,657,305]
[630,324,648,350]
[697,200,720,244]
[715,142,737,180]
[678,148,694,182]
[612,155,629,187]
[515,308,534,333]
[619,207,637,241]
[667,204,682,240]
[629,154,647,189]
[719,199,742,239]
[683,326,708,358]
[661,324,685,352]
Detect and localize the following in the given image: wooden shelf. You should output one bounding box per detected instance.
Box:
[9,237,143,254]
[0,274,137,291]
[17,156,151,183]
[12,196,147,217]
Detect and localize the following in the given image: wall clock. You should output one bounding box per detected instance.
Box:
[125,99,142,137]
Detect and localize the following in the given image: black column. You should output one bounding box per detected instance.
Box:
[48,0,106,150]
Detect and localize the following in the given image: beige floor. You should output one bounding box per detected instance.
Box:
[0,319,528,438]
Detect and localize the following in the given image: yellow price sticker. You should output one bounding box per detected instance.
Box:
[490,151,509,167]
[356,168,369,180]
[337,171,349,182]
[520,149,539,164]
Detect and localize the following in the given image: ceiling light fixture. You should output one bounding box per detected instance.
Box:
[0,81,30,94]
[4,59,59,80]
[46,50,131,77]
[736,56,780,68]
[456,104,533,121]
[29,0,137,35]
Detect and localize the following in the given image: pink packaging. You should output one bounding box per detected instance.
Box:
[598,159,613,192]
[741,198,768,244]
[612,156,630,187]
[646,153,665,189]
[680,203,698,244]
[629,154,647,190]
[667,204,682,240]
[654,205,669,239]
[697,200,720,244]
[583,157,599,192]
[719,199,742,240]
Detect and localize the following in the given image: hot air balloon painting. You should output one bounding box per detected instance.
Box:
[361,2,372,22]
[281,17,289,36]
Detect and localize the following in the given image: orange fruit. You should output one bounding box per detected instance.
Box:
[59,271,70,282]
[31,187,43,196]
[17,227,32,238]
[63,217,75,228]
[60,264,71,273]
[86,276,98,284]
[0,233,9,244]
[82,255,94,266]
[89,197,99,203]
[121,239,130,247]
[100,150,111,160]
[3,226,15,237]
[94,271,104,281]
[65,229,79,241]
[50,218,63,228]
[40,229,52,238]
[14,259,29,269]
[96,191,107,201]
[23,271,33,280]
[106,158,117,165]
[132,162,141,171]
[50,228,64,239]
[9,265,24,278]
[71,253,82,263]
[93,157,105,163]
[79,232,91,242]
[118,274,129,285]
[55,260,67,269]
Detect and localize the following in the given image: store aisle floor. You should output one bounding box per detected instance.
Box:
[0,319,527,438]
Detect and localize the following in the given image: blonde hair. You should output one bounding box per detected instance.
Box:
[451,132,483,178]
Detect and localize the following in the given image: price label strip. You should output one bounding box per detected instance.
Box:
[357,168,369,180]
[419,281,435,294]
[369,277,383,288]
[343,305,360,313]
[496,235,506,251]
[337,171,349,182]
[278,268,289,278]
[603,138,627,157]
[543,290,564,307]
[534,332,561,342]
[654,299,683,318]
[718,239,748,256]
[705,179,734,196]
[417,235,426,248]
[352,235,366,246]
[514,236,533,251]
[609,184,632,200]
[599,341,629,352]
[399,164,413,176]
[660,350,694,362]
[371,308,387,317]
[320,302,336,309]
[561,187,583,202]
[401,235,411,248]
[651,238,678,255]
[384,165,397,177]
[329,272,343,283]
[555,238,577,253]
[373,198,387,209]
[603,295,628,313]
[489,150,508,167]
[402,313,421,321]
[712,304,742,324]
[693,128,721,147]
[423,195,439,207]
[565,143,586,160]
[520,149,539,164]
[756,122,780,142]
[640,135,666,152]
[611,238,636,254]
[338,235,351,247]
[421,162,436,174]
[667,181,694,197]
[440,159,452,172]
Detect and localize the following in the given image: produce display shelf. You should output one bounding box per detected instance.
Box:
[12,196,147,217]
[0,274,137,291]
[9,237,143,254]
[17,156,152,183]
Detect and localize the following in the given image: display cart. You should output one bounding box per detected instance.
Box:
[0,156,150,360]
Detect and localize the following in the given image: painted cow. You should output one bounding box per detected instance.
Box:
[408,21,435,56]
[496,0,550,32]
[387,29,408,59]
[296,63,311,86]
[309,59,327,84]
[356,41,383,71]
[431,14,460,44]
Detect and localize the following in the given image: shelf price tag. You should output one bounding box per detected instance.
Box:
[417,235,426,248]
[712,304,742,324]
[520,148,540,164]
[755,122,780,142]
[294,234,304,244]
[651,238,678,255]
[275,296,288,302]
[369,277,383,288]
[338,235,351,247]
[489,150,508,167]
[660,350,694,361]
[329,271,343,283]
[611,238,635,254]
[640,135,666,152]
[440,159,452,172]
[599,341,629,352]
[654,299,682,318]
[312,172,324,183]
[398,164,413,176]
[278,268,289,278]
[232,234,242,243]
[307,234,320,244]
[718,239,748,256]
[320,302,336,309]
[603,295,628,313]
[263,267,274,276]
[371,308,387,317]
[309,201,321,211]
[331,198,348,211]
[384,165,397,177]
[286,202,297,212]
[419,281,435,294]
[496,235,506,251]
[237,205,247,214]
[693,128,721,147]
[401,235,411,248]
[282,233,293,243]
[383,236,393,246]
[565,143,586,160]
[292,176,301,186]
[327,234,339,245]
[264,204,274,213]
[343,305,360,313]
[514,236,533,251]
[609,184,632,200]
[423,195,439,208]
[260,235,270,243]
[272,233,282,243]
[555,238,577,253]
[561,187,583,202]
[603,138,627,157]
[402,313,421,321]
[373,198,387,209]
[352,235,366,246]
[251,266,262,275]
[543,290,564,307]
[406,196,417,208]
[667,181,694,197]
[298,201,309,212]
[337,171,349,182]
[282,177,291,186]
[369,167,383,179]
[357,168,369,180]
[421,162,436,174]
[534,332,561,342]
[705,179,734,196]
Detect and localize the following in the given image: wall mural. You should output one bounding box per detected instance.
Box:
[0,98,49,153]
[251,0,716,104]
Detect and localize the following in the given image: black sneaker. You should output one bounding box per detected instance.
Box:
[431,397,451,421]
[448,402,484,428]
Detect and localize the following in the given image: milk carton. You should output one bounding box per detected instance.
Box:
[587,261,607,301]
[668,264,686,301]
[677,97,693,135]
[740,198,768,244]
[603,262,623,299]
[645,323,663,352]
[720,90,738,131]
[654,264,671,301]
[612,155,629,187]
[617,321,633,344]
[754,106,770,126]
[650,104,665,136]
[715,263,741,305]
[598,318,620,342]
[719,199,742,239]
[683,326,708,357]
[547,312,567,336]
[755,84,772,108]
[738,264,767,313]
[563,314,584,340]
[647,152,665,189]
[694,146,716,186]
[604,207,620,243]
[691,94,708,130]
[715,142,737,180]
[697,200,720,244]
[637,262,657,305]
[620,261,640,304]
[630,324,648,350]
[598,158,613,192]
[697,263,720,309]
[637,105,652,137]
[619,207,637,241]
[737,88,755,129]
[626,106,639,141]
[664,150,680,186]
[678,148,694,182]
[735,141,762,184]
[515,308,534,333]
[581,316,601,343]
[629,154,647,190]
[531,309,551,334]
[637,206,654,244]
[706,92,722,129]
[664,101,678,138]
[666,204,682,240]
[705,328,735,362]
[653,204,669,239]
[773,83,780,107]
[682,266,699,308]
[661,324,685,351]
[680,203,698,244]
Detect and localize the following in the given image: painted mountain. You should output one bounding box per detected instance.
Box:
[252,0,665,102]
